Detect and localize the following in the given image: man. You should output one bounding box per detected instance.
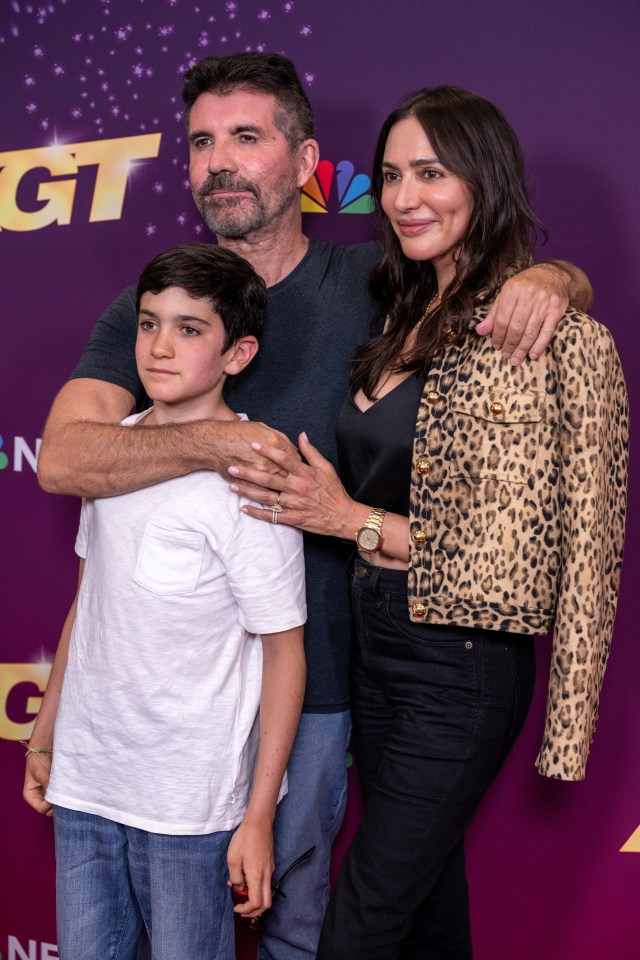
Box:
[37,53,591,960]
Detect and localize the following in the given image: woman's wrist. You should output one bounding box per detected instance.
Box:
[339,501,372,543]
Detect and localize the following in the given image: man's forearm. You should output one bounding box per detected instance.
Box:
[38,377,296,498]
[39,417,220,497]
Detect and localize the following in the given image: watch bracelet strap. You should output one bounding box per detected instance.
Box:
[356,506,387,541]
[366,507,386,532]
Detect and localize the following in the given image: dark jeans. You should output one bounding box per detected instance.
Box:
[317,560,536,960]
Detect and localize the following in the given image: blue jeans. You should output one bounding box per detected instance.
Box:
[317,560,536,960]
[258,709,352,960]
[53,806,235,960]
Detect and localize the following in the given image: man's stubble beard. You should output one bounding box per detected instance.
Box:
[194,194,268,239]
[192,172,300,241]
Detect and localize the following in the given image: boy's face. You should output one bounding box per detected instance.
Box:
[136,286,237,421]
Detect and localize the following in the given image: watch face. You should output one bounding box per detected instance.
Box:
[357,527,382,552]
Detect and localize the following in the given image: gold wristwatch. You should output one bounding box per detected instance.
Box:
[356,507,386,554]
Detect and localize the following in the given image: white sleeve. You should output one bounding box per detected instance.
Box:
[222,507,307,635]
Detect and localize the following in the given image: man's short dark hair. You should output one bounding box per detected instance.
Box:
[136,243,267,352]
[182,52,315,149]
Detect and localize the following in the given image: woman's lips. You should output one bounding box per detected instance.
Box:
[396,219,437,237]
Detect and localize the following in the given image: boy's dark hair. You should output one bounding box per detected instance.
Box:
[182,52,315,149]
[136,243,267,352]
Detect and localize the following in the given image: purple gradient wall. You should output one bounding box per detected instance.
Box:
[1,1,638,958]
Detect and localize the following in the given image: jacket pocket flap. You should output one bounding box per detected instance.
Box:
[449,388,542,424]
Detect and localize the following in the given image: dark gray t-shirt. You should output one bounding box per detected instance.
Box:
[71,239,383,713]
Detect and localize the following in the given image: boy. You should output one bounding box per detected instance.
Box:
[23,243,307,960]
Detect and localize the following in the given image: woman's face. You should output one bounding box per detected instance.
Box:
[380,116,473,287]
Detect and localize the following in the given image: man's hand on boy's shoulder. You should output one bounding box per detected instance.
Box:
[203,419,298,480]
[38,375,298,497]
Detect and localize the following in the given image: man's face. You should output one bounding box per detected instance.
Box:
[188,89,303,239]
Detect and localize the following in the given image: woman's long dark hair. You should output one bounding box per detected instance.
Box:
[353,86,547,397]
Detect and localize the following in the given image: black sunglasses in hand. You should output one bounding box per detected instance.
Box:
[231,845,316,932]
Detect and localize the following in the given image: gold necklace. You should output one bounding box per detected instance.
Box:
[414,295,440,330]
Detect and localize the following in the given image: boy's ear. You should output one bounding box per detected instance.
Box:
[223,335,259,376]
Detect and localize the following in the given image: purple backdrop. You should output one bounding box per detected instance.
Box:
[2,1,638,958]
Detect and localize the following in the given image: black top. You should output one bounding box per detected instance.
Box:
[337,372,424,517]
[71,239,384,713]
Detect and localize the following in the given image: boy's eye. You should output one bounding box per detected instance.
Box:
[181,326,199,336]
[139,320,156,331]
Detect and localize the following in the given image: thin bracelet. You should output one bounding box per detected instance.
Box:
[19,740,53,757]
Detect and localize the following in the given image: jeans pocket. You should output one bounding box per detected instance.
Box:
[383,592,475,649]
[378,594,481,717]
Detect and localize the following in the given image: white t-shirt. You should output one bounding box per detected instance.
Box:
[46,412,307,835]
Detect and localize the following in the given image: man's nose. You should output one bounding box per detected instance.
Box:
[206,140,238,174]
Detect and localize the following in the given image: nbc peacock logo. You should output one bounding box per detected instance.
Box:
[301,160,374,214]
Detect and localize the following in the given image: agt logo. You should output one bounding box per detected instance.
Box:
[0,664,51,742]
[301,159,374,214]
[4,937,58,960]
[0,133,161,232]
[620,824,640,853]
[0,435,41,473]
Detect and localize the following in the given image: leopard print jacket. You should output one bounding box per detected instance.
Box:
[407,305,628,781]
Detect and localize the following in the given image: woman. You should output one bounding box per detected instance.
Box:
[232,86,628,958]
